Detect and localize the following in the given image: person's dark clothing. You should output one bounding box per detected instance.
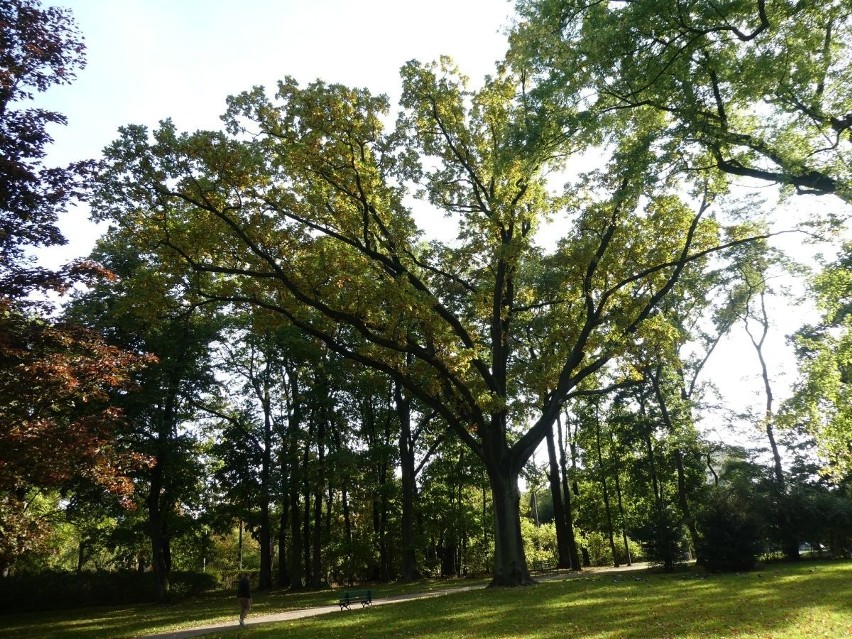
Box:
[237,576,251,598]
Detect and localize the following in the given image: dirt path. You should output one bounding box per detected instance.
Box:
[139,563,652,639]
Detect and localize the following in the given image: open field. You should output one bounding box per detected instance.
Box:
[0,561,849,638]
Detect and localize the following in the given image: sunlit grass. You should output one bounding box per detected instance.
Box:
[0,561,849,638]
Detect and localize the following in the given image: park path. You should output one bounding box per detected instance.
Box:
[139,563,651,639]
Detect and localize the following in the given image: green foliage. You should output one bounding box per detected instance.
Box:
[784,243,852,479]
[629,502,685,572]
[90,26,745,584]
[0,570,217,612]
[696,486,764,572]
[418,448,490,578]
[577,530,643,567]
[520,520,556,565]
[511,0,852,202]
[197,525,262,576]
[16,0,851,594]
[771,484,852,559]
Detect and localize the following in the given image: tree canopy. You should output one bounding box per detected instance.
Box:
[510,0,852,203]
[0,0,149,576]
[92,55,768,584]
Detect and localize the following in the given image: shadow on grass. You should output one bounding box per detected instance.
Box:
[202,561,852,639]
[0,575,491,638]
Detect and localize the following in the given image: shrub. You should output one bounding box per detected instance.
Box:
[696,488,764,572]
[0,569,217,612]
[580,531,613,566]
[521,519,557,565]
[630,502,684,571]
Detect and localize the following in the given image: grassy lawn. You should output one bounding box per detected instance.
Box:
[0,575,489,638]
[0,561,849,638]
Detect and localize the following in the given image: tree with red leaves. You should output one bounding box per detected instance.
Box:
[0,0,150,575]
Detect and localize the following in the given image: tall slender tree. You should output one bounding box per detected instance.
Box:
[68,230,220,601]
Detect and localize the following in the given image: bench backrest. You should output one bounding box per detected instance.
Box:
[342,589,372,602]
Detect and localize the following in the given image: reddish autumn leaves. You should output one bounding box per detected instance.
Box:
[0,1,151,572]
[0,304,152,496]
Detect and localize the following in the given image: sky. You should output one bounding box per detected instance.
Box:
[31,0,838,457]
[36,0,515,264]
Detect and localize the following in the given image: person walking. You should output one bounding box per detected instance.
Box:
[236,573,252,626]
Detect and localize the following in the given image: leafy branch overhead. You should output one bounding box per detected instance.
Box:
[511,0,852,202]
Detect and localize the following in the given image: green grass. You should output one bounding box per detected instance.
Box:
[0,575,488,638]
[1,561,849,638]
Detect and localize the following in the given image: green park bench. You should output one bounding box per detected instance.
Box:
[337,589,373,610]
[531,560,559,574]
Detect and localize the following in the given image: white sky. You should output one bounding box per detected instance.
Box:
[36,0,514,262]
[32,0,843,459]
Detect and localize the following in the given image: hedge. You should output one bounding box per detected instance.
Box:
[0,570,217,612]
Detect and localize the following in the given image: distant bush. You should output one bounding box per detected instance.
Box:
[217,569,261,591]
[630,502,685,572]
[521,519,557,566]
[577,531,608,566]
[579,530,643,566]
[0,570,217,612]
[696,488,764,572]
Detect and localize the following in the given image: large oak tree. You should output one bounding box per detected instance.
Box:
[94,59,754,585]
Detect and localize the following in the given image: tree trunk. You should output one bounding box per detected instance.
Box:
[302,444,311,586]
[325,485,333,538]
[706,452,719,486]
[258,436,272,590]
[277,501,288,587]
[556,413,581,570]
[288,444,303,589]
[673,448,699,552]
[545,425,572,569]
[76,541,87,573]
[147,368,182,604]
[395,381,418,581]
[593,413,619,567]
[481,483,490,569]
[376,463,390,581]
[486,461,533,586]
[310,416,325,588]
[745,294,799,559]
[747,291,785,488]
[612,462,631,566]
[371,408,393,582]
[238,519,244,570]
[311,482,323,587]
[569,440,591,567]
[608,428,631,566]
[643,432,661,506]
[257,367,274,590]
[650,372,699,550]
[284,364,303,588]
[331,410,352,584]
[148,464,170,603]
